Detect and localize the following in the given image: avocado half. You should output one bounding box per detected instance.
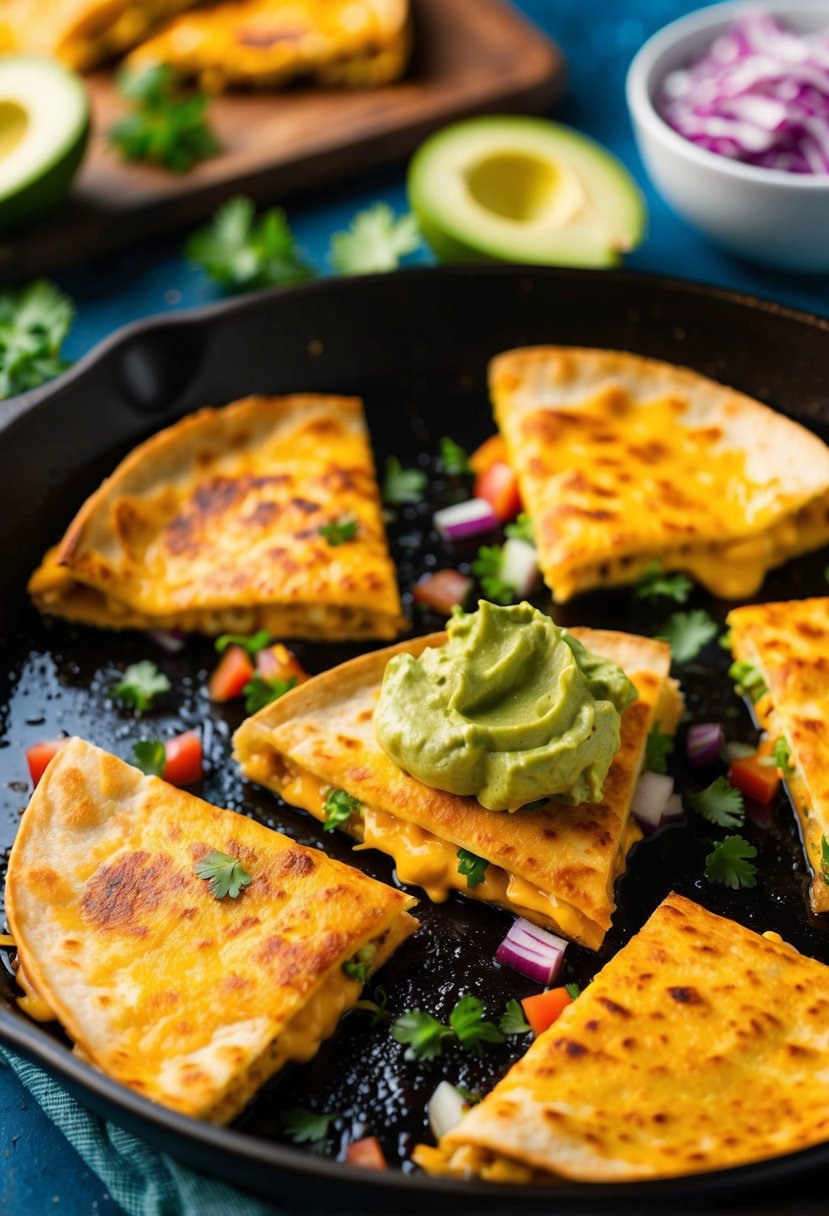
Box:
[408,116,646,269]
[0,57,90,232]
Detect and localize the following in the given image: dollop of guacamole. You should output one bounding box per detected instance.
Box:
[373,601,637,811]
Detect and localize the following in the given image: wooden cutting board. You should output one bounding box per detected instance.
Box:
[0,0,565,281]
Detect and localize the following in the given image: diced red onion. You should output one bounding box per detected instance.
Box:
[632,771,675,831]
[500,538,539,598]
[657,12,829,175]
[686,722,725,767]
[146,629,186,653]
[427,1081,468,1141]
[495,917,567,985]
[433,498,498,542]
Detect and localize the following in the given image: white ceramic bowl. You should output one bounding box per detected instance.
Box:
[626,0,829,271]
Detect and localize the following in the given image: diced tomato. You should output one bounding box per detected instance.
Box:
[25,739,68,787]
[255,643,308,684]
[163,731,203,786]
[521,987,573,1037]
[474,461,521,522]
[208,645,254,702]
[345,1136,387,1171]
[469,434,508,475]
[413,570,472,615]
[728,749,780,805]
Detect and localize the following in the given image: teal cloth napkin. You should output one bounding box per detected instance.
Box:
[0,1046,289,1216]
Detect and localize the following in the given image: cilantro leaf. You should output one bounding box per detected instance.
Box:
[645,724,674,774]
[687,776,745,828]
[194,849,252,900]
[281,1108,336,1146]
[318,515,358,546]
[323,788,362,832]
[383,456,427,505]
[471,545,514,605]
[0,279,73,399]
[504,512,534,544]
[342,944,376,984]
[186,196,314,291]
[729,660,768,704]
[449,995,505,1054]
[633,561,692,603]
[215,629,271,656]
[329,203,420,274]
[704,835,758,889]
[498,998,531,1036]
[565,982,581,1000]
[658,609,718,664]
[109,65,219,173]
[242,674,297,714]
[822,836,829,886]
[437,436,471,476]
[132,739,166,777]
[110,661,171,713]
[457,848,488,888]
[773,735,794,777]
[391,1010,453,1061]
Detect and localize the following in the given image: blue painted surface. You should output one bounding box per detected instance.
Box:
[3,1,828,1212]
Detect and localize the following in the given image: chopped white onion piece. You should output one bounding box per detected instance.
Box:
[632,771,675,828]
[500,538,539,598]
[428,1080,468,1142]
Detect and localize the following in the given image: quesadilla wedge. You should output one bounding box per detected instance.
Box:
[727,597,829,914]
[489,346,829,603]
[234,627,681,949]
[415,893,829,1182]
[5,738,417,1123]
[28,393,405,640]
[126,0,411,92]
[0,0,202,69]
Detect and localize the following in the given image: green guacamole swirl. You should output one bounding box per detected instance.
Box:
[373,601,637,811]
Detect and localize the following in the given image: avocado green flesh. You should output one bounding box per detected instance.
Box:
[373,600,637,812]
[0,57,90,232]
[408,116,647,269]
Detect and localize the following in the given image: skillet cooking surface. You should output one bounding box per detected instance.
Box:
[2,267,829,1214]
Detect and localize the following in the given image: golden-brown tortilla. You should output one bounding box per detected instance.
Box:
[415,893,829,1182]
[233,627,680,949]
[28,394,405,640]
[490,346,829,602]
[126,0,411,91]
[728,596,829,914]
[5,738,417,1123]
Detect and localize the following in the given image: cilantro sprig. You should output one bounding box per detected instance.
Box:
[319,515,358,546]
[457,848,488,888]
[110,661,171,713]
[633,561,692,604]
[243,674,297,714]
[645,724,674,774]
[215,629,272,656]
[323,788,363,832]
[658,609,718,664]
[705,835,758,889]
[108,65,219,173]
[342,944,376,984]
[392,995,505,1061]
[504,513,534,544]
[329,203,420,274]
[132,739,166,777]
[437,437,471,476]
[471,545,514,605]
[383,456,427,505]
[281,1108,336,1147]
[187,196,314,291]
[0,279,73,400]
[687,776,745,828]
[194,850,252,900]
[498,999,531,1036]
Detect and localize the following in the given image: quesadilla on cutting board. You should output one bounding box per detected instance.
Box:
[415,893,829,1182]
[489,346,829,602]
[28,393,405,640]
[126,0,411,91]
[5,738,417,1123]
[728,596,829,914]
[234,626,681,949]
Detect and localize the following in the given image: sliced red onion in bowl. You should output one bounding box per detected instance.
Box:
[686,722,725,767]
[433,497,499,542]
[495,917,567,985]
[499,538,539,598]
[146,628,186,653]
[631,770,675,832]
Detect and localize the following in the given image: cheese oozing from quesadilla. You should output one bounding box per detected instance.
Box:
[490,346,829,603]
[0,0,202,69]
[233,627,682,950]
[415,893,829,1182]
[727,597,829,915]
[28,393,406,641]
[125,0,411,92]
[5,738,417,1123]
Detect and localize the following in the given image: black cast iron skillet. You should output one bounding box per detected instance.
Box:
[2,267,829,1216]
